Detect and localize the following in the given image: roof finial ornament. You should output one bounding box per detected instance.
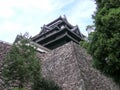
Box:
[63,14,68,22]
[63,14,66,19]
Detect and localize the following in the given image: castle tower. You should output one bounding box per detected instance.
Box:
[0,16,119,90]
[32,16,84,49]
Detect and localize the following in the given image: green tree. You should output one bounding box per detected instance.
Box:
[2,33,61,90]
[80,32,94,50]
[86,25,95,34]
[2,33,41,89]
[80,25,95,50]
[88,0,120,84]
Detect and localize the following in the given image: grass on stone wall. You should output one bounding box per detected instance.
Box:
[12,87,26,90]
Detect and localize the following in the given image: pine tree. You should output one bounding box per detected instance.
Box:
[2,33,61,90]
[89,0,120,84]
[2,33,41,89]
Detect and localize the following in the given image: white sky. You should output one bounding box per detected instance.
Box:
[0,0,96,43]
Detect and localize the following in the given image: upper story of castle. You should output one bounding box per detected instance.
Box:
[32,16,84,50]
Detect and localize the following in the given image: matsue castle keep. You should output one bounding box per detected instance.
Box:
[0,16,119,90]
[32,16,84,50]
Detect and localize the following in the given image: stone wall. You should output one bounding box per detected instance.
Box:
[0,41,119,90]
[73,42,119,90]
[40,41,119,90]
[0,42,11,89]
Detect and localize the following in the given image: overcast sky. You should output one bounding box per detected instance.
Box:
[0,0,96,43]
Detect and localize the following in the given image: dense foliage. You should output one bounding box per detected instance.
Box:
[32,77,61,90]
[2,34,40,89]
[88,0,120,84]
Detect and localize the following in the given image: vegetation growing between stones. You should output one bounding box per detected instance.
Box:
[32,77,61,90]
[12,87,26,90]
